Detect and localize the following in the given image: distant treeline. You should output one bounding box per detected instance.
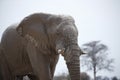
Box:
[53,72,119,80]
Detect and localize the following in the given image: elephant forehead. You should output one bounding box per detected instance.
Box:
[61,26,78,39]
[47,26,57,34]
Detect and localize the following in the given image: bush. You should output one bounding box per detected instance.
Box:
[54,72,90,80]
[80,72,90,80]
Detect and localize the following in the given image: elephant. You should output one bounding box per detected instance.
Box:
[0,13,84,80]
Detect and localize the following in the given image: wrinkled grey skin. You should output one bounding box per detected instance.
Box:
[0,13,83,80]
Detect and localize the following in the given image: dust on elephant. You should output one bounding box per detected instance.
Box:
[0,13,83,80]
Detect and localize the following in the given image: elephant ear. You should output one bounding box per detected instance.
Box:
[16,18,29,37]
[26,41,38,66]
[17,23,29,37]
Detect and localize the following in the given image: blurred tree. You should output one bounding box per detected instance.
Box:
[66,74,70,80]
[53,73,68,80]
[80,72,90,80]
[112,76,118,80]
[81,41,114,80]
[103,76,110,80]
[96,76,102,80]
[54,72,90,80]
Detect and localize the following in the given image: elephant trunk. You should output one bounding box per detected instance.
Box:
[65,46,81,80]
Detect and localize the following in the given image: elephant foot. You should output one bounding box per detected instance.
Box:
[28,74,38,80]
[15,75,23,80]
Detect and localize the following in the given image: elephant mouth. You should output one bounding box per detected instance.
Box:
[25,34,38,47]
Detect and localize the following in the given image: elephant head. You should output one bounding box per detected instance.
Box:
[55,17,82,80]
[16,13,83,80]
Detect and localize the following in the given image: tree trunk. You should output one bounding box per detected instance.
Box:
[93,65,96,80]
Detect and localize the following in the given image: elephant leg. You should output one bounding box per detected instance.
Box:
[28,54,52,80]
[0,50,13,80]
[28,74,37,80]
[27,42,52,80]
[34,54,52,80]
[15,75,23,80]
[50,55,59,79]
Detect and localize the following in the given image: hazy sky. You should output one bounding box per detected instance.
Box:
[0,0,120,78]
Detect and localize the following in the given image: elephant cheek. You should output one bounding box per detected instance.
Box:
[65,50,80,80]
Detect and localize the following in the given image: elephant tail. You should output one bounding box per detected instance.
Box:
[0,46,12,80]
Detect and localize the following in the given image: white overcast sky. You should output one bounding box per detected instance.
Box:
[0,0,120,78]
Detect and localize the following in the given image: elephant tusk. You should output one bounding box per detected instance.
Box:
[57,48,65,56]
[58,49,62,53]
